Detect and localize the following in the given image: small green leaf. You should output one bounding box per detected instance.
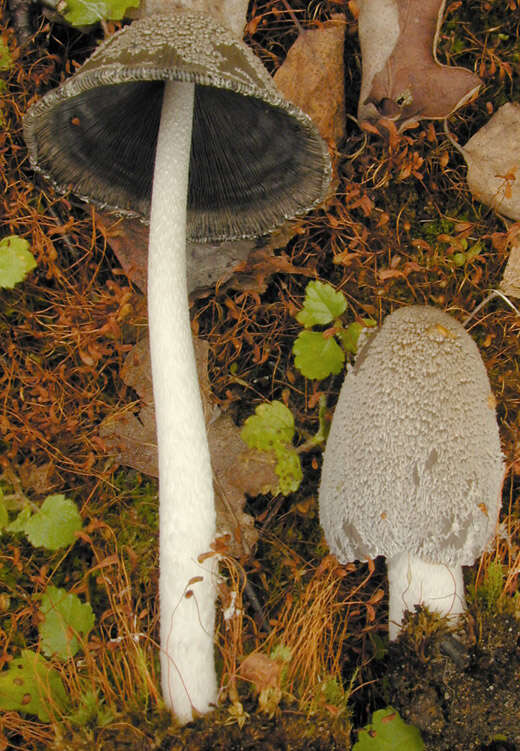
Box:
[452,252,466,267]
[270,644,292,664]
[6,506,32,533]
[241,401,295,452]
[241,403,303,495]
[0,497,8,530]
[339,319,377,354]
[353,707,424,751]
[62,0,140,27]
[319,677,347,707]
[296,281,347,328]
[23,494,82,550]
[38,586,95,659]
[0,650,67,721]
[0,40,12,72]
[0,236,37,289]
[293,330,345,380]
[274,447,303,496]
[340,322,364,354]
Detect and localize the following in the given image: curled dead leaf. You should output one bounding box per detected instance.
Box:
[239,652,281,693]
[273,16,346,146]
[500,237,520,299]
[459,103,520,221]
[357,0,481,130]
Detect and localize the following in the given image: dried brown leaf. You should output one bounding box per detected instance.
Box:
[500,237,520,299]
[273,16,346,145]
[462,103,520,221]
[239,653,281,692]
[95,211,257,295]
[358,0,481,130]
[16,460,56,495]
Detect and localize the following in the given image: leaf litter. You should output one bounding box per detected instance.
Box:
[0,1,519,749]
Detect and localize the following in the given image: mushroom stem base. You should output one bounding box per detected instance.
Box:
[387,552,466,640]
[148,79,217,723]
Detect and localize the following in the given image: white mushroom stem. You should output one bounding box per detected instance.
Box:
[148,79,217,723]
[387,552,466,641]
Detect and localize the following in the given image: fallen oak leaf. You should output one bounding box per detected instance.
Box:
[95,210,315,297]
[357,0,481,130]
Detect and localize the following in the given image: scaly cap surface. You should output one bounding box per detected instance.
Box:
[319,305,504,567]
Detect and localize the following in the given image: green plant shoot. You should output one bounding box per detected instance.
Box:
[353,707,424,751]
[241,401,303,495]
[293,330,345,380]
[60,0,141,27]
[38,586,95,659]
[292,281,376,379]
[0,235,37,289]
[296,280,347,328]
[7,494,82,550]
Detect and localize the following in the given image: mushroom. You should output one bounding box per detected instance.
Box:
[319,305,504,640]
[23,9,331,722]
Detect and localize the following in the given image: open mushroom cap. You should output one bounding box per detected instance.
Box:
[319,305,504,568]
[23,11,331,243]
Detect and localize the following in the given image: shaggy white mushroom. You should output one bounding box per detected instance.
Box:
[24,9,331,722]
[319,305,504,640]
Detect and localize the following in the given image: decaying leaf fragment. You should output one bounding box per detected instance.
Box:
[100,338,276,555]
[357,0,481,130]
[95,211,316,297]
[460,103,520,221]
[95,211,255,295]
[239,652,283,717]
[499,237,520,300]
[273,16,346,145]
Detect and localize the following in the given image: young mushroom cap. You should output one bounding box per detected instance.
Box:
[319,305,504,637]
[23,11,331,242]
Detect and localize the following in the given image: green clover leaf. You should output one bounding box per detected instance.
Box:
[293,330,345,380]
[0,236,37,289]
[353,707,424,751]
[61,0,140,27]
[23,494,82,550]
[38,586,95,659]
[296,280,347,328]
